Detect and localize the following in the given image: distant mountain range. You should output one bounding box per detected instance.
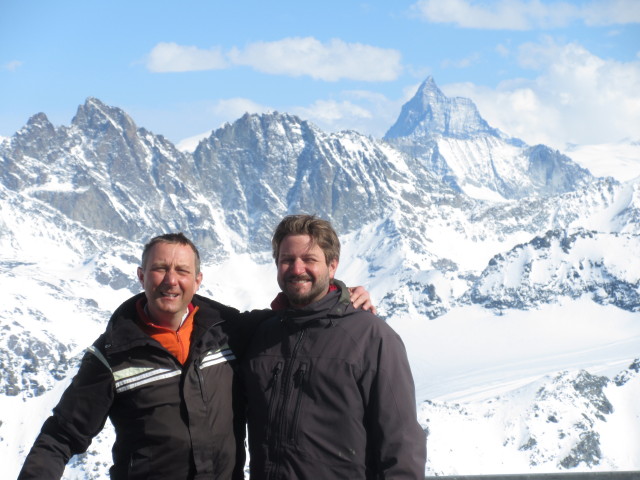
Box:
[1,76,639,477]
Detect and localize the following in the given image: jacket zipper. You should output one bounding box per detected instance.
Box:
[289,362,307,443]
[271,328,306,480]
[266,361,283,440]
[191,319,226,404]
[194,358,206,402]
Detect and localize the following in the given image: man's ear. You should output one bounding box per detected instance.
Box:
[328,258,339,279]
[195,272,203,291]
[137,267,144,287]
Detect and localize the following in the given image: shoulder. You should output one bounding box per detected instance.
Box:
[192,294,242,320]
[340,308,389,330]
[241,308,274,322]
[192,296,275,352]
[337,309,403,344]
[91,332,108,352]
[71,335,114,377]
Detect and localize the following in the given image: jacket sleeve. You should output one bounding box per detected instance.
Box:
[365,324,427,479]
[18,345,115,480]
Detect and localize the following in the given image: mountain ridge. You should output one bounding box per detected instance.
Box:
[2,77,639,477]
[385,76,503,141]
[383,77,593,200]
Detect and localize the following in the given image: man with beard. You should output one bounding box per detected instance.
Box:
[18,232,374,480]
[241,215,426,479]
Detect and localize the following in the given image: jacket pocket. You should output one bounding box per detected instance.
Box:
[266,361,283,440]
[127,447,151,478]
[288,362,308,443]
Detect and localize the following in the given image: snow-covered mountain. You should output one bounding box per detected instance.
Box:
[384,77,594,201]
[566,140,640,182]
[419,361,640,474]
[2,77,639,478]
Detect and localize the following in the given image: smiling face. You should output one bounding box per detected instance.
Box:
[276,234,338,308]
[137,241,203,330]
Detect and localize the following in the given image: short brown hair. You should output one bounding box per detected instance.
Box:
[141,233,201,274]
[272,215,340,265]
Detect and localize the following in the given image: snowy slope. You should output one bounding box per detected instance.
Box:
[417,360,640,475]
[2,78,640,477]
[384,77,594,201]
[567,141,640,182]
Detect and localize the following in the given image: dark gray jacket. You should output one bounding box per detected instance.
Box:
[241,281,426,479]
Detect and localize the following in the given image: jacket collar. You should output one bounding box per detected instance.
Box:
[278,279,354,327]
[103,292,225,354]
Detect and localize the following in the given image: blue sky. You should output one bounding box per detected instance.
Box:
[1,0,639,150]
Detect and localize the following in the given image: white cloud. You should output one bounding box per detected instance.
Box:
[441,52,482,69]
[293,90,403,137]
[145,37,402,82]
[410,0,640,30]
[295,100,372,124]
[176,132,211,153]
[228,37,402,82]
[3,60,23,71]
[496,42,512,58]
[146,42,228,73]
[581,0,640,26]
[442,39,640,148]
[210,97,272,120]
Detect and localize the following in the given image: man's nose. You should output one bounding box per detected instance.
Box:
[163,269,178,285]
[291,259,306,275]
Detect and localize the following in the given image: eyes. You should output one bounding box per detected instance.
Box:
[279,256,320,266]
[150,265,193,275]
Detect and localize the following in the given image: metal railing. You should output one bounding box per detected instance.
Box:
[425,472,640,480]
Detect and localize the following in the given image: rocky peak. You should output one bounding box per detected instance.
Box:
[22,112,55,135]
[9,112,57,152]
[193,110,402,251]
[613,358,640,386]
[384,76,498,141]
[525,145,592,193]
[201,111,313,156]
[382,78,594,200]
[71,97,138,140]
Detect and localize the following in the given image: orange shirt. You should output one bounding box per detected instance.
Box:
[135,299,199,365]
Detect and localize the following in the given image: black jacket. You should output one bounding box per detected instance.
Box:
[241,282,426,479]
[18,293,264,480]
